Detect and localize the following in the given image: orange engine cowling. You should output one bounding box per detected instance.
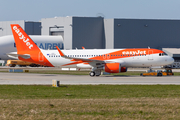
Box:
[104,63,127,73]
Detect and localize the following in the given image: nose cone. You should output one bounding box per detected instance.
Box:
[167,57,174,65]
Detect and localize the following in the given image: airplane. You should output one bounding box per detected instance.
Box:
[0,35,63,60]
[10,24,174,77]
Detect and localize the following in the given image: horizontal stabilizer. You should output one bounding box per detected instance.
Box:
[7,52,30,59]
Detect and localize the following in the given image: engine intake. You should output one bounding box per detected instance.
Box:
[104,63,127,73]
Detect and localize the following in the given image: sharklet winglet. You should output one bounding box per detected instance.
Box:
[56,46,65,57]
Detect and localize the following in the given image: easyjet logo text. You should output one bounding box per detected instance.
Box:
[122,50,146,55]
[13,26,33,49]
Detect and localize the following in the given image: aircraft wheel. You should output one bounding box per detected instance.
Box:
[89,71,95,77]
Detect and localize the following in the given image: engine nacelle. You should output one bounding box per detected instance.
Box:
[104,63,127,73]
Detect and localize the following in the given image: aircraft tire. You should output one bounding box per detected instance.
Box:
[89,71,95,77]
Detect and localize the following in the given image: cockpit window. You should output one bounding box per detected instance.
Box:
[163,53,168,55]
[159,53,168,56]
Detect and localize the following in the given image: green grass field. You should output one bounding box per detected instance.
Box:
[1,85,180,119]
[1,85,180,99]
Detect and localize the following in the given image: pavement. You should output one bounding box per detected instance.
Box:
[1,72,180,85]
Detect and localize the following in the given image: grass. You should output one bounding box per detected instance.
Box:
[1,85,180,99]
[1,98,180,119]
[1,85,180,119]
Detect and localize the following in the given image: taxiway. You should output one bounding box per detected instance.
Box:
[0,72,180,85]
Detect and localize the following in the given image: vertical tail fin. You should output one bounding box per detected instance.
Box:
[11,24,40,53]
[10,24,54,67]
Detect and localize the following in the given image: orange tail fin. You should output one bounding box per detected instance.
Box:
[11,24,40,53]
[11,24,54,67]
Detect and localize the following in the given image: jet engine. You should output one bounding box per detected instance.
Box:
[104,63,127,73]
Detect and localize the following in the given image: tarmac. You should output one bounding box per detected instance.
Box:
[1,72,180,85]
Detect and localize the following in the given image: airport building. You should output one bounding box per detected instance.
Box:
[1,17,180,68]
[1,17,180,50]
[0,20,41,36]
[41,17,105,49]
[40,17,180,50]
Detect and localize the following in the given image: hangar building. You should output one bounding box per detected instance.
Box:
[0,20,41,36]
[41,17,105,49]
[1,17,180,51]
[41,17,180,50]
[104,19,180,49]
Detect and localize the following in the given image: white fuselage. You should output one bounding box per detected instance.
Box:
[40,49,174,68]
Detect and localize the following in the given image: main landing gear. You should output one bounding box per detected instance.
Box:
[89,70,101,77]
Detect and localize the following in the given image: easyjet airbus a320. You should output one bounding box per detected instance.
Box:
[10,24,174,76]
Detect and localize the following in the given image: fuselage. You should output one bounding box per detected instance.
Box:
[39,48,174,68]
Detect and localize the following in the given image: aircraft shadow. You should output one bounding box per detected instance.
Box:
[103,75,135,77]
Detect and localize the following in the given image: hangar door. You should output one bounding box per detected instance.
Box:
[49,26,64,39]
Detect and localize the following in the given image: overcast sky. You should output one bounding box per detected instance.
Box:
[1,0,180,21]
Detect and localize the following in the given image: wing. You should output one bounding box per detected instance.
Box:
[56,46,105,67]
